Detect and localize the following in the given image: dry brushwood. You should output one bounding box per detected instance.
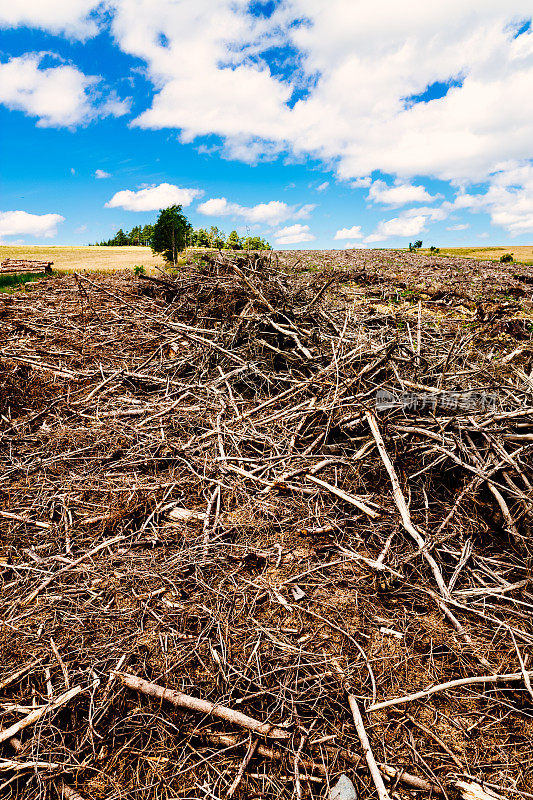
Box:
[0,248,532,800]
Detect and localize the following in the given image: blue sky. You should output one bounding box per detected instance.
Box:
[1,2,533,248]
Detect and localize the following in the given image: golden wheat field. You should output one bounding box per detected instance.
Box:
[434,245,533,263]
[0,245,167,272]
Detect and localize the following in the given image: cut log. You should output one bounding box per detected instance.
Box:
[0,259,53,275]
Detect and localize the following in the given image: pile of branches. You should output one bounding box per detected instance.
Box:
[0,252,532,800]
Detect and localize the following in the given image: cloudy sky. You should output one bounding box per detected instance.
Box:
[1,1,533,247]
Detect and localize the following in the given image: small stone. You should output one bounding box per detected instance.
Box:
[329,774,357,800]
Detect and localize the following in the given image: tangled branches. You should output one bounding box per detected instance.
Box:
[0,251,532,799]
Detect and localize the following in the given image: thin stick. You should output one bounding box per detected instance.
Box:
[434,597,493,671]
[305,474,379,518]
[404,712,463,768]
[379,763,443,794]
[227,737,258,798]
[114,672,290,739]
[50,639,70,689]
[0,758,60,772]
[294,721,315,800]
[0,659,42,692]
[509,630,533,701]
[0,511,51,530]
[2,729,87,799]
[365,411,450,598]
[22,534,126,605]
[0,685,83,744]
[203,485,220,556]
[333,660,392,800]
[368,670,533,713]
[200,730,326,774]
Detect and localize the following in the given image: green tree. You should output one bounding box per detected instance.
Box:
[129,225,142,245]
[193,228,210,247]
[150,205,192,266]
[225,230,242,250]
[142,224,154,245]
[242,235,271,251]
[114,228,128,246]
[208,226,226,249]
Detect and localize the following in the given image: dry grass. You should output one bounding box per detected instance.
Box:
[0,245,166,273]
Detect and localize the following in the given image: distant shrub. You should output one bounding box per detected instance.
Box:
[429,246,440,253]
[133,265,146,276]
[500,253,514,263]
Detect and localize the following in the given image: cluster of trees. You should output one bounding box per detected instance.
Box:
[95,209,271,259]
[190,226,271,251]
[96,224,154,246]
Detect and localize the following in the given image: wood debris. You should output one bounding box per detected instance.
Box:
[0,249,532,798]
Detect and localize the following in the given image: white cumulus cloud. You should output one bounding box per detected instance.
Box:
[0,54,96,127]
[106,183,203,211]
[364,202,453,242]
[0,210,64,241]
[367,180,438,207]
[197,197,313,226]
[0,0,101,38]
[0,53,130,127]
[454,162,533,235]
[4,1,533,235]
[334,225,364,240]
[274,223,315,245]
[293,204,316,219]
[365,213,429,243]
[95,169,111,179]
[316,181,329,192]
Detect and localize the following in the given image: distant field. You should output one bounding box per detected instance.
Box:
[0,245,166,272]
[427,245,533,263]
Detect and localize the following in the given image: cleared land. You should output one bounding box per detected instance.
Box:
[0,249,532,800]
[0,245,166,272]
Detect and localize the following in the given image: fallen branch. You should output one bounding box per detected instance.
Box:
[0,758,60,772]
[365,411,450,599]
[199,730,327,774]
[0,659,42,692]
[0,685,83,744]
[379,763,443,794]
[0,511,51,530]
[114,672,290,739]
[305,474,379,517]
